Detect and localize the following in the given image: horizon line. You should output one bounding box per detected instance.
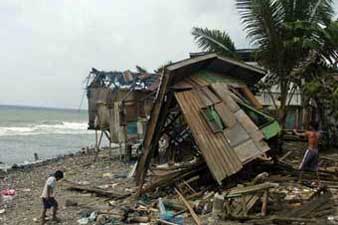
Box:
[0,104,87,111]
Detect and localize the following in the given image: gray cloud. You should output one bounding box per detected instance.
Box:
[0,1,337,108]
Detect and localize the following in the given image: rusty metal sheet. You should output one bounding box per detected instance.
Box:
[211,83,240,113]
[175,90,242,184]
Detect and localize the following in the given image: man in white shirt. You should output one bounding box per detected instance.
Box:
[41,170,64,224]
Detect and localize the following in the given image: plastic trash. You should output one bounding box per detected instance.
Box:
[158,198,184,225]
[1,189,16,196]
[88,211,97,221]
[77,217,89,224]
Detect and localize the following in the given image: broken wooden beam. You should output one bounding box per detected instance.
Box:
[175,188,201,225]
[63,180,130,199]
[224,182,278,198]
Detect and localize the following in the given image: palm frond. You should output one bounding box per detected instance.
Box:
[191,27,237,58]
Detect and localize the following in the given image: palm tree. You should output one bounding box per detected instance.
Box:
[191,27,239,59]
[235,0,338,126]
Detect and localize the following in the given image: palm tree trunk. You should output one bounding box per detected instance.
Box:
[278,80,289,128]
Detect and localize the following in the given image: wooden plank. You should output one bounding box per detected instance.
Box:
[188,75,209,87]
[214,102,237,128]
[63,181,130,199]
[224,183,278,198]
[261,190,268,216]
[211,83,240,113]
[171,80,193,90]
[233,195,260,216]
[200,86,221,105]
[224,123,250,148]
[235,110,264,141]
[240,86,263,109]
[234,139,262,163]
[136,71,171,190]
[196,88,213,107]
[175,188,202,225]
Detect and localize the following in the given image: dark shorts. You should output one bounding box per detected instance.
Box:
[42,197,58,209]
[299,149,319,171]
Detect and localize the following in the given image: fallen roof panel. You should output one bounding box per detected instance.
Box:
[175,89,243,183]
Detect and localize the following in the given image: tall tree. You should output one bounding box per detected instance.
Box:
[236,0,338,126]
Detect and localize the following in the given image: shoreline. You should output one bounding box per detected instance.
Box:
[0,147,134,225]
[0,145,121,174]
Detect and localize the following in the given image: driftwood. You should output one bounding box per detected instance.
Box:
[63,180,130,199]
[175,188,201,225]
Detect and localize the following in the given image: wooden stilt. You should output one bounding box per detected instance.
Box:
[103,130,112,159]
[94,130,104,161]
[109,139,112,159]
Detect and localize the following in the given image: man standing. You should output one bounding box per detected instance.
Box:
[293,122,321,184]
[41,170,64,224]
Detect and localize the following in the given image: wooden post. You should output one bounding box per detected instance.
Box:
[241,195,248,216]
[121,100,132,162]
[103,130,112,159]
[261,190,268,216]
[94,130,104,161]
[95,129,98,151]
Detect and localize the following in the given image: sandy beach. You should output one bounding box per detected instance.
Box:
[0,150,136,225]
[2,143,338,225]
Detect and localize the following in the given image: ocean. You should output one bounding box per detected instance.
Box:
[0,105,96,167]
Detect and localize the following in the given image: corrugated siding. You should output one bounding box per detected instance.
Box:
[175,76,271,183]
[175,90,243,184]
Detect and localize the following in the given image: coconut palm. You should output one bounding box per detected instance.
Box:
[192,27,239,58]
[235,0,338,126]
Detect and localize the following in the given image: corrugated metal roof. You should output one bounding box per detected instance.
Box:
[175,90,243,183]
[174,76,271,183]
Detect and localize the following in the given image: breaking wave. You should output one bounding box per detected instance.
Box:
[0,122,92,136]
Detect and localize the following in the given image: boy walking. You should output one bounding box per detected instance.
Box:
[293,121,321,184]
[41,170,64,224]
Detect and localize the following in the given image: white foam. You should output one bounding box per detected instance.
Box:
[0,122,93,137]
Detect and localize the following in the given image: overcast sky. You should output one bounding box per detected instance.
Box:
[0,1,337,109]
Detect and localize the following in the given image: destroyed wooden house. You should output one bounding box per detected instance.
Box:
[136,53,281,193]
[86,68,160,148]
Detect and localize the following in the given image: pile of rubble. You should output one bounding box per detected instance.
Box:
[50,142,334,225]
[63,54,338,224]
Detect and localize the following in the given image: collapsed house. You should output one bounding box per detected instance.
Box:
[86,68,160,152]
[136,53,281,193]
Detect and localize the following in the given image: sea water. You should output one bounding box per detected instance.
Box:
[0,105,96,167]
